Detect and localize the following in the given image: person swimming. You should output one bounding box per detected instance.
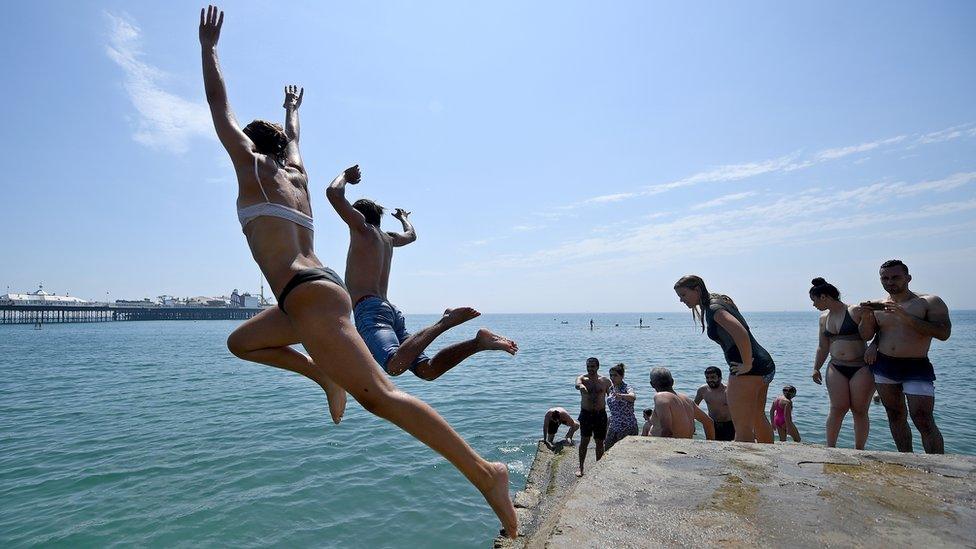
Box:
[810,277,874,450]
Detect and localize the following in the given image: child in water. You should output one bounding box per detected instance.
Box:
[770,385,801,442]
[640,408,660,437]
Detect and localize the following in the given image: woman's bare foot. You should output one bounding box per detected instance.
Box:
[575,468,584,477]
[317,375,347,424]
[440,307,480,329]
[479,462,518,539]
[475,328,519,355]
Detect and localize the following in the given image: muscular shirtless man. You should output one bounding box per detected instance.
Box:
[650,367,715,440]
[575,357,611,477]
[694,366,734,441]
[327,167,518,380]
[542,407,580,446]
[862,259,951,454]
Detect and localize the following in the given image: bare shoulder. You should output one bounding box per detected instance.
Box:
[920,293,950,316]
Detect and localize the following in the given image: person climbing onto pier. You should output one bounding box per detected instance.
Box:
[326,170,518,381]
[200,6,516,537]
[541,407,579,446]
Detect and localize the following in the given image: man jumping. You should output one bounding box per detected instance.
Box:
[326,166,518,380]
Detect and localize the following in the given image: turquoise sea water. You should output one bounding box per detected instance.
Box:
[2,311,974,547]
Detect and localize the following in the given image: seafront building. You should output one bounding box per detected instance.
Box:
[0,285,271,324]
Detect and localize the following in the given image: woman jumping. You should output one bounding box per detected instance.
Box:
[199,6,516,537]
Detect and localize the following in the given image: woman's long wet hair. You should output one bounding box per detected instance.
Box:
[809,277,841,301]
[674,275,734,333]
[243,120,289,164]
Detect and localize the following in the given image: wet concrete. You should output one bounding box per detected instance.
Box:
[497,437,976,548]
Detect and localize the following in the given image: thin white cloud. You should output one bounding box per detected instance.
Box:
[464,172,976,273]
[105,12,212,154]
[690,191,758,210]
[814,135,906,161]
[556,123,974,212]
[915,124,976,145]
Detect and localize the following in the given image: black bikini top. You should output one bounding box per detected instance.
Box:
[824,309,862,341]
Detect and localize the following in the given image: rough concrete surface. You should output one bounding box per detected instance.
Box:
[496,437,976,548]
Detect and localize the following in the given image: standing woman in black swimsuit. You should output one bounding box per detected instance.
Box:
[199,6,517,537]
[810,278,874,449]
[673,275,775,443]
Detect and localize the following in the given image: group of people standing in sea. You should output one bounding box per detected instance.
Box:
[542,262,952,478]
[199,5,952,537]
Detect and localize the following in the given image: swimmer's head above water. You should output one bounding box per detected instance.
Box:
[243,120,289,162]
[352,199,385,226]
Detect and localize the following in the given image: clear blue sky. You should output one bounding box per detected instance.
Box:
[2,1,974,312]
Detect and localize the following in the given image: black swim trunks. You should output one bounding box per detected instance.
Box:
[714,420,735,442]
[578,409,608,440]
[277,267,346,314]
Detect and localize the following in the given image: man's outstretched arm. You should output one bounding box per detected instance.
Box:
[387,209,417,247]
[326,166,367,231]
[199,6,252,163]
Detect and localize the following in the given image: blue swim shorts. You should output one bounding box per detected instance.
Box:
[353,296,429,374]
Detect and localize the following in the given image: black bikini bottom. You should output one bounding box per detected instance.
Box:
[277,267,346,314]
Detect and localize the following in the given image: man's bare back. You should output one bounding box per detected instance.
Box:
[654,392,699,438]
[344,224,395,304]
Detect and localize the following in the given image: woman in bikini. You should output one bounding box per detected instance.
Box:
[199,6,516,537]
[673,275,775,443]
[810,277,874,450]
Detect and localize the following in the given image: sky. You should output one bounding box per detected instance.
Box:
[1,1,975,312]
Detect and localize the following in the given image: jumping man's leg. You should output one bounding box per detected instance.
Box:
[907,393,943,454]
[413,329,519,381]
[876,383,913,452]
[226,307,346,423]
[384,307,481,376]
[286,282,517,538]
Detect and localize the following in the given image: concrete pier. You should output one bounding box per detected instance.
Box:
[499,437,976,548]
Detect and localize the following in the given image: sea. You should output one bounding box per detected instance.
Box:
[2,311,974,548]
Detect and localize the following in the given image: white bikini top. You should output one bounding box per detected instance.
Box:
[237,156,314,231]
